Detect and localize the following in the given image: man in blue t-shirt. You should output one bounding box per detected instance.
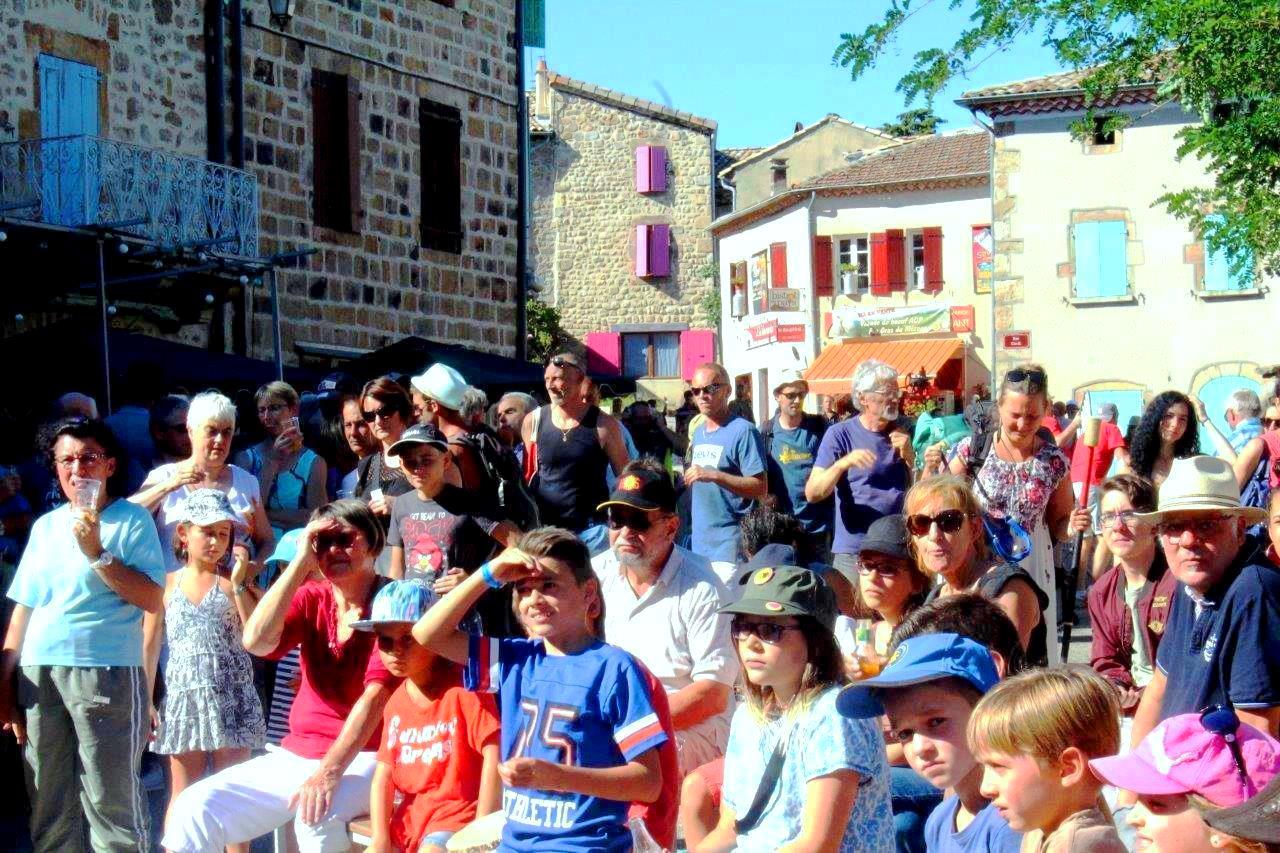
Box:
[1129,456,1280,748]
[763,374,832,549]
[805,359,914,584]
[684,363,767,580]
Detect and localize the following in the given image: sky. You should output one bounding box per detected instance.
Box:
[533,0,1068,148]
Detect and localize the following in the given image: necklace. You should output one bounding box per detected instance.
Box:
[555,410,578,442]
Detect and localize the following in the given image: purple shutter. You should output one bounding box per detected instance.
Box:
[635,145,668,193]
[636,224,651,276]
[637,224,671,277]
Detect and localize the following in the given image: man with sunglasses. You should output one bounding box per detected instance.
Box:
[685,363,768,579]
[1128,456,1280,755]
[591,460,737,775]
[762,372,832,556]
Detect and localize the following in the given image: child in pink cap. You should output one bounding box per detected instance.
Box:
[1089,710,1280,852]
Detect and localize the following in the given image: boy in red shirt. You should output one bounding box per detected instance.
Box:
[354,579,501,852]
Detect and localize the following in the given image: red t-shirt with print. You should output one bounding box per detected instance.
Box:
[1070,420,1126,487]
[377,674,501,851]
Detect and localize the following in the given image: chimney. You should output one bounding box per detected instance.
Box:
[535,59,551,120]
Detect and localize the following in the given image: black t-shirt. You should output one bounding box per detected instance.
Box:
[926,561,1050,668]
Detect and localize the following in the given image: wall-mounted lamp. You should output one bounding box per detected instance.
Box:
[266,0,295,28]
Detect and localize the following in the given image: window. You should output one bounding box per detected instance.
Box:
[1072,219,1129,298]
[836,236,870,294]
[1202,213,1254,293]
[1090,116,1116,146]
[622,332,680,378]
[312,70,360,232]
[771,159,788,194]
[419,99,463,254]
[910,232,926,288]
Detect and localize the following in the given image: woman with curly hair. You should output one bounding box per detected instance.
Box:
[1120,391,1200,486]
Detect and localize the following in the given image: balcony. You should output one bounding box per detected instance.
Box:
[0,135,259,257]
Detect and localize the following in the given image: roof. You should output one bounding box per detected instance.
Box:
[719,147,765,164]
[803,337,964,396]
[711,131,990,236]
[541,68,716,133]
[717,114,895,177]
[957,58,1169,117]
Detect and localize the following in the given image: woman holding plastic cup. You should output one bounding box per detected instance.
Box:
[132,390,273,574]
[234,381,329,540]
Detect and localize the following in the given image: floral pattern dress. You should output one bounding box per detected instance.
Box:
[155,582,266,754]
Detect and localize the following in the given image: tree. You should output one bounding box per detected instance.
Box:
[524,295,568,365]
[881,107,944,137]
[833,1,1280,275]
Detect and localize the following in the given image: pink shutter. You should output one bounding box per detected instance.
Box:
[635,224,651,276]
[679,329,715,380]
[635,145,668,193]
[635,145,652,192]
[636,224,670,277]
[584,332,622,375]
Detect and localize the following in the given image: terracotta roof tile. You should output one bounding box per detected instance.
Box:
[957,56,1169,104]
[543,69,716,133]
[798,132,989,190]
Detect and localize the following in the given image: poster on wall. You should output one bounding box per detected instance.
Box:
[972,225,993,294]
[750,251,769,314]
[827,303,951,339]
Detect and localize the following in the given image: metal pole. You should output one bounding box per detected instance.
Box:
[97,239,113,414]
[268,265,284,380]
[986,122,998,387]
[513,0,528,362]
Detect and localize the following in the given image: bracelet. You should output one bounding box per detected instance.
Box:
[479,561,503,589]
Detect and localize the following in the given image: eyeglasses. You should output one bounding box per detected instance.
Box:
[1158,517,1229,540]
[1003,368,1046,392]
[1100,510,1143,529]
[362,405,397,423]
[606,508,655,532]
[1199,704,1256,797]
[862,390,902,404]
[54,452,107,469]
[690,382,724,397]
[314,531,358,551]
[731,618,801,645]
[856,558,905,577]
[905,510,968,536]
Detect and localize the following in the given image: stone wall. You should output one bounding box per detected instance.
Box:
[1,0,520,361]
[729,120,894,210]
[529,84,716,341]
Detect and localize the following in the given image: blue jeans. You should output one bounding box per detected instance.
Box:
[891,765,943,853]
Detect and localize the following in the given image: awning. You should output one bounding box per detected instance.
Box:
[804,337,965,396]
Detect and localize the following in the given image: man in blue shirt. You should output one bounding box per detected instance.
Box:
[1129,456,1280,748]
[685,363,766,581]
[763,373,832,551]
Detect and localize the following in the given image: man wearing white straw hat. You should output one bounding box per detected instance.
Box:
[1127,455,1280,750]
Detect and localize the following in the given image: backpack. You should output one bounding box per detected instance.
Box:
[450,430,541,531]
[758,413,829,445]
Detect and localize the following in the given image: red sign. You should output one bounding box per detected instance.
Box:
[776,323,805,343]
[1002,332,1031,349]
[950,306,975,334]
[745,319,806,348]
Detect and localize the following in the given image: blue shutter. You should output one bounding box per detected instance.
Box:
[653,333,680,377]
[38,54,99,226]
[1073,220,1127,298]
[1203,213,1254,292]
[1073,222,1102,297]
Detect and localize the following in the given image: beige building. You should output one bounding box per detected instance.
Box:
[718,115,896,211]
[529,62,717,403]
[0,0,521,382]
[958,69,1276,439]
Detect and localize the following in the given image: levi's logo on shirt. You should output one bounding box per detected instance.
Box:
[690,444,724,468]
[385,714,458,766]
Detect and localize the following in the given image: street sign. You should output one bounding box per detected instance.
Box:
[765,288,801,312]
[1002,331,1031,349]
[950,305,975,333]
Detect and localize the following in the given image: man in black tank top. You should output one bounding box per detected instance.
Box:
[521,353,630,547]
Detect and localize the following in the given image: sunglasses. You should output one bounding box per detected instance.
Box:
[856,559,904,577]
[606,508,655,532]
[1003,368,1046,392]
[362,405,397,423]
[549,356,583,373]
[731,618,801,645]
[906,509,968,536]
[690,382,724,397]
[1200,704,1256,797]
[314,531,358,551]
[777,391,805,401]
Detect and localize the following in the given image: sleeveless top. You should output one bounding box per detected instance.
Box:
[925,562,1049,668]
[533,404,609,531]
[244,445,318,513]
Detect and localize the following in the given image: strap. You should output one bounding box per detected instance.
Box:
[734,723,793,835]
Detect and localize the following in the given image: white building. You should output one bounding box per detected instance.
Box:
[712,131,994,421]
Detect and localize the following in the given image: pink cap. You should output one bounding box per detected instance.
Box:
[1089,714,1280,808]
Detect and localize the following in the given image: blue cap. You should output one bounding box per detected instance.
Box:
[350,579,438,631]
[836,633,1000,719]
[264,528,305,566]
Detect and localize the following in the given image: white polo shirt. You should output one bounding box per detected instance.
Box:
[592,543,739,770]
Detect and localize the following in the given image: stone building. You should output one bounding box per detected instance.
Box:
[0,0,521,396]
[529,61,717,403]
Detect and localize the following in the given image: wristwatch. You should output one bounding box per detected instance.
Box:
[88,550,114,571]
[233,582,248,596]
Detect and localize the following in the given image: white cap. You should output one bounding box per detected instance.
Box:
[410,363,468,411]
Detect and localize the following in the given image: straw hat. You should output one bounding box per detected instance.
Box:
[1135,455,1267,524]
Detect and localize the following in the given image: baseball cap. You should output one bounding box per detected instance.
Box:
[264,528,305,566]
[386,423,449,457]
[596,467,676,514]
[410,363,468,411]
[1200,773,1280,844]
[317,371,358,398]
[1089,713,1280,809]
[858,515,910,561]
[350,579,439,631]
[836,633,1000,719]
[719,564,837,632]
[177,489,245,529]
[772,369,808,395]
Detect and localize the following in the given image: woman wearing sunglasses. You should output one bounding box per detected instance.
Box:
[904,476,1050,666]
[163,499,398,851]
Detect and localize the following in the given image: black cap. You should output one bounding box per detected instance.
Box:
[317,371,358,397]
[386,423,448,457]
[858,515,910,561]
[596,467,676,513]
[719,564,837,631]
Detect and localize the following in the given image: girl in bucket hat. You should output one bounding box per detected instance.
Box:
[694,565,894,852]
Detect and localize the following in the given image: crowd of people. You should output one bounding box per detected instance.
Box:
[0,352,1277,853]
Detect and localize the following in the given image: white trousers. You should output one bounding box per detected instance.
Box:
[161,746,378,852]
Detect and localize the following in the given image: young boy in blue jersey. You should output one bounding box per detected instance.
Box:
[413,526,667,851]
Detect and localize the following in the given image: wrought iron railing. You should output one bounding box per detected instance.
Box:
[0,135,259,256]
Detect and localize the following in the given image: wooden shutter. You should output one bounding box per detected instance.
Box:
[922,226,944,293]
[812,236,833,297]
[870,232,890,295]
[680,329,716,380]
[635,145,667,193]
[420,99,463,254]
[636,224,671,277]
[1202,213,1254,292]
[769,242,788,287]
[886,229,907,291]
[584,332,622,375]
[312,70,358,232]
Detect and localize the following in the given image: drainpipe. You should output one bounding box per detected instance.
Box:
[803,190,820,367]
[205,0,226,164]
[968,107,998,387]
[513,1,528,361]
[229,0,245,169]
[718,175,736,213]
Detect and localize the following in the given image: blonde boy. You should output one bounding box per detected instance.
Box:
[968,667,1125,853]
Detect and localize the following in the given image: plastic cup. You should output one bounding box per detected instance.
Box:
[71,478,102,511]
[370,488,384,502]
